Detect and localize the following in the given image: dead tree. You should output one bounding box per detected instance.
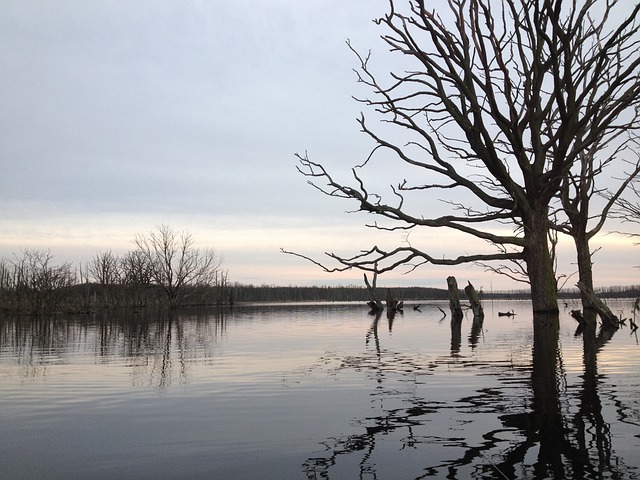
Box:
[364,271,383,312]
[447,276,463,321]
[558,137,640,310]
[464,281,484,319]
[576,282,619,329]
[285,1,640,316]
[385,288,403,312]
[135,225,223,308]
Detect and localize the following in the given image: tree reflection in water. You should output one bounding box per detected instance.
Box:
[0,310,228,393]
[303,311,635,479]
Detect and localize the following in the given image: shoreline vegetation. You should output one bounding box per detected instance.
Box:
[1,280,639,316]
[1,233,637,315]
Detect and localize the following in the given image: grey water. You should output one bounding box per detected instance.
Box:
[1,300,639,479]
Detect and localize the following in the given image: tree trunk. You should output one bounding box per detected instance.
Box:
[447,276,463,320]
[573,231,595,310]
[364,272,383,311]
[576,281,619,329]
[464,281,484,319]
[524,212,559,314]
[531,313,564,466]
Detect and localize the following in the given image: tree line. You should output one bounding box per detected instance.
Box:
[229,284,452,303]
[0,225,228,314]
[227,284,640,303]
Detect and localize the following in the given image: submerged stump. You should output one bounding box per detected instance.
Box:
[385,288,403,312]
[447,276,464,321]
[464,281,484,319]
[364,272,383,312]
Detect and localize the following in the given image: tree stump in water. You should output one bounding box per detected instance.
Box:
[385,288,403,312]
[447,276,464,320]
[464,281,484,319]
[364,272,383,312]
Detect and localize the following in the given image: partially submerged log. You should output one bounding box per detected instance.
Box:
[447,276,464,320]
[498,309,515,317]
[576,281,619,329]
[464,281,484,319]
[570,309,586,325]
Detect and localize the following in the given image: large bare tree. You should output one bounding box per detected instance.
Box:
[134,225,223,308]
[287,0,640,314]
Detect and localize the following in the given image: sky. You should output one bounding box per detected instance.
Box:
[1,0,638,291]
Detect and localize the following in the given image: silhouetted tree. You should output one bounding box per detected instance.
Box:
[134,225,223,307]
[88,250,121,285]
[120,250,153,287]
[11,249,74,313]
[287,0,640,315]
[556,131,640,308]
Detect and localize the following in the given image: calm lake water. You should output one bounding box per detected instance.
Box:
[1,300,639,479]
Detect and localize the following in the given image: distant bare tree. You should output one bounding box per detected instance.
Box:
[11,249,75,313]
[134,225,223,307]
[0,257,11,290]
[120,250,153,287]
[287,0,640,314]
[88,250,121,285]
[0,257,14,308]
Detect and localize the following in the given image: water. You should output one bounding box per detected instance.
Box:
[1,300,639,479]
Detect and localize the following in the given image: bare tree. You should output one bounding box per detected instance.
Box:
[286,0,640,314]
[613,162,640,255]
[88,250,121,285]
[134,225,223,307]
[558,140,640,309]
[120,250,153,287]
[11,249,75,313]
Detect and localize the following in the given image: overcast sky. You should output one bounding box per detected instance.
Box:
[1,1,638,291]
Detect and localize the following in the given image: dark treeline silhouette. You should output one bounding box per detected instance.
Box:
[231,284,640,304]
[492,285,640,301]
[229,284,452,303]
[1,245,638,314]
[0,225,227,314]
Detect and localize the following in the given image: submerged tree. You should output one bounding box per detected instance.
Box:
[134,225,223,308]
[287,0,640,314]
[557,142,640,310]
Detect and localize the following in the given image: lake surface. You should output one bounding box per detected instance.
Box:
[1,299,639,479]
